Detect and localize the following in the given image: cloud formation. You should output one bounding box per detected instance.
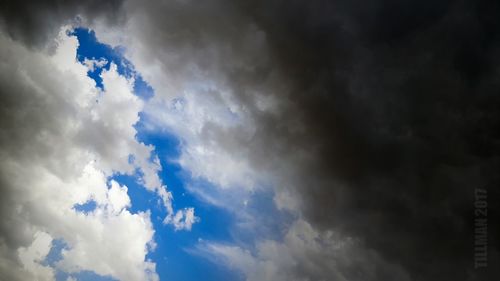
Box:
[0,28,160,280]
[203,219,411,281]
[92,1,499,280]
[1,1,500,281]
[0,0,123,46]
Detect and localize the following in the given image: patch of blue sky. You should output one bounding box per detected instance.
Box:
[70,28,153,99]
[184,176,295,249]
[129,123,243,281]
[73,199,97,214]
[236,189,294,246]
[42,239,67,267]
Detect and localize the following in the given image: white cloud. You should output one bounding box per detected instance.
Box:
[144,89,260,191]
[17,231,54,281]
[56,199,157,281]
[83,57,108,72]
[107,180,131,214]
[165,207,199,231]
[0,26,198,281]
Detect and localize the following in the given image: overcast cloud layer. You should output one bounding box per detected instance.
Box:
[1,1,499,281]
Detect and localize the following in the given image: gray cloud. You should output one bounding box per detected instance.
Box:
[0,0,123,46]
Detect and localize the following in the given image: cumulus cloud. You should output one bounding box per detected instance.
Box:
[17,232,54,281]
[0,28,162,280]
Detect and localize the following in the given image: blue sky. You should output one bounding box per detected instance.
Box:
[62,28,244,281]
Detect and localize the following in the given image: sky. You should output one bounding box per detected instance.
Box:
[0,1,499,281]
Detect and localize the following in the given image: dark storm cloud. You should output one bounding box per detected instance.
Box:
[0,0,123,46]
[242,1,500,280]
[124,1,499,280]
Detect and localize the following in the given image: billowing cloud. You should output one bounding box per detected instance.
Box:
[0,28,162,280]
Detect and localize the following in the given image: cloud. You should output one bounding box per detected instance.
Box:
[17,231,54,281]
[90,1,500,280]
[83,57,108,72]
[1,1,499,281]
[203,219,411,281]
[0,0,124,47]
[165,207,199,231]
[0,27,161,280]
